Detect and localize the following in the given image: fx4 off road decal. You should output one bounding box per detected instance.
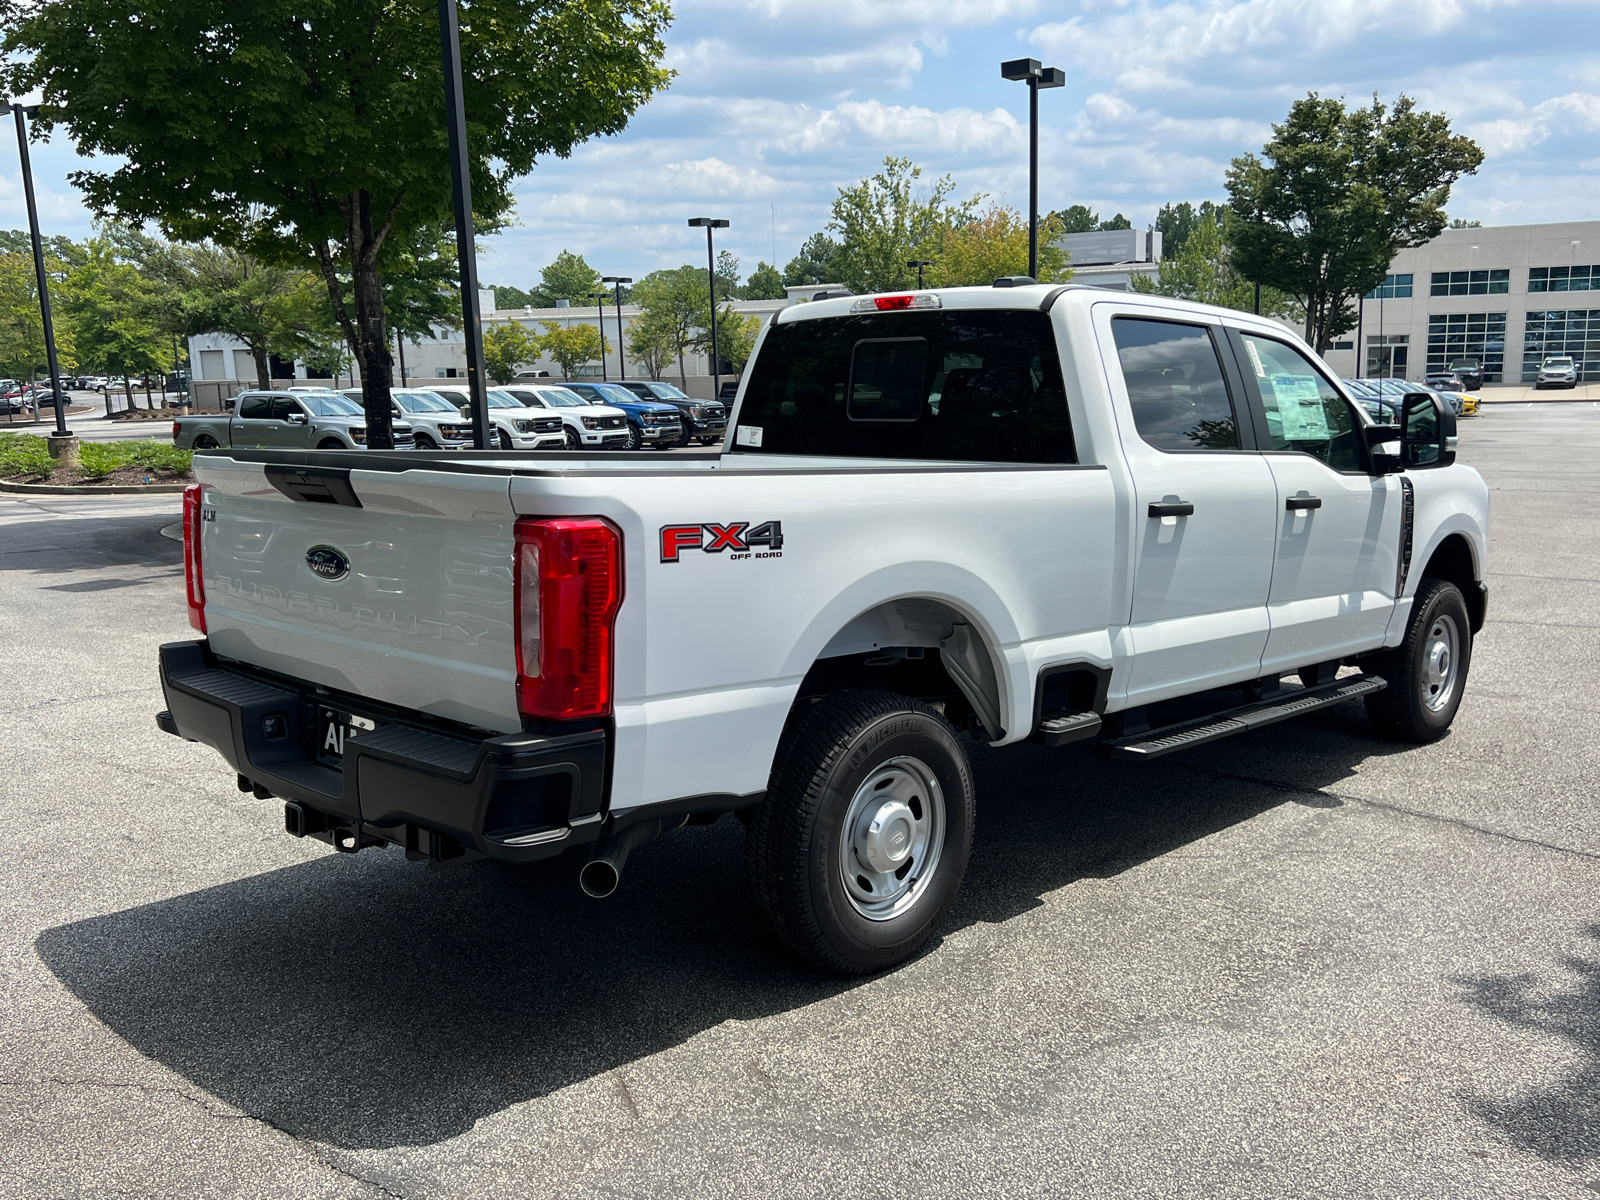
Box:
[660,521,784,562]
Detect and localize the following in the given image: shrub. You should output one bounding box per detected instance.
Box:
[0,432,54,480]
[77,440,193,479]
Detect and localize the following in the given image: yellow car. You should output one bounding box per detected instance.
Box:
[1454,393,1480,416]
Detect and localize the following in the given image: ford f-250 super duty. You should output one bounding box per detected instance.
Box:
[157,282,1488,974]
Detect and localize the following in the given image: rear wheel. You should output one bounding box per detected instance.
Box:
[192,434,219,450]
[745,691,975,974]
[1364,578,1472,742]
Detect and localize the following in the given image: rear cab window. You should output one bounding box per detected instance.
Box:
[732,308,1075,464]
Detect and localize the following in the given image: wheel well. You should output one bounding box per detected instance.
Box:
[796,598,1004,739]
[1421,533,1483,631]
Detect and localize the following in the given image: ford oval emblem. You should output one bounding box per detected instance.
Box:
[305,544,351,582]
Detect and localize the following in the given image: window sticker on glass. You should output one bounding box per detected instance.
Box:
[735,424,764,447]
[1243,338,1266,377]
[1269,374,1330,440]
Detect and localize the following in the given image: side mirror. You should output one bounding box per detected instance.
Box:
[1400,392,1456,469]
[286,412,307,425]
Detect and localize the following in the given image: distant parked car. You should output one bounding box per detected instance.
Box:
[340,386,476,450]
[563,381,684,450]
[1536,356,1579,389]
[1425,372,1463,391]
[1449,359,1484,390]
[500,383,631,450]
[611,380,727,446]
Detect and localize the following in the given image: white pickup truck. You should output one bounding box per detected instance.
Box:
[157,283,1488,974]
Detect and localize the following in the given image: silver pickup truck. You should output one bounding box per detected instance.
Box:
[172,389,415,451]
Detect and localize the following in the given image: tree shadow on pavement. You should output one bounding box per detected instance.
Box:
[35,700,1405,1150]
[0,515,180,577]
[1452,923,1600,1167]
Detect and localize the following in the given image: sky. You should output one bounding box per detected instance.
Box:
[3,0,1597,289]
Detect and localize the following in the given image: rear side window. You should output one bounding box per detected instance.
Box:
[1111,318,1239,451]
[734,309,1075,463]
[237,395,270,420]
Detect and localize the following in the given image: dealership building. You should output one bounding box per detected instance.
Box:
[1320,219,1600,385]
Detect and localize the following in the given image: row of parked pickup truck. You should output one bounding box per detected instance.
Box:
[171,380,729,454]
[158,280,1488,975]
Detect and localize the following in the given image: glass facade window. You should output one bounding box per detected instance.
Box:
[1365,334,1409,378]
[1430,269,1510,296]
[1363,273,1413,299]
[1529,265,1598,293]
[1426,313,1506,382]
[1522,310,1600,382]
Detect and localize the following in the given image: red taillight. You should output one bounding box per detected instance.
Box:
[172,422,181,436]
[875,295,915,310]
[182,482,206,632]
[514,517,623,720]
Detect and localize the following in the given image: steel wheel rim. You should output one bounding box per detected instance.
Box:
[1420,611,1460,713]
[838,755,945,922]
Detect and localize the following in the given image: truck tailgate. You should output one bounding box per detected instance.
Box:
[195,456,522,732]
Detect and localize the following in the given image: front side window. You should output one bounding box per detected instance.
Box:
[1238,333,1359,472]
[1111,317,1239,451]
[268,396,301,421]
[734,308,1075,463]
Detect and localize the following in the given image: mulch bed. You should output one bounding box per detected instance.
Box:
[1,464,193,487]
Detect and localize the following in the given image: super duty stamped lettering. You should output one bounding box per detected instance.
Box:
[660,521,784,562]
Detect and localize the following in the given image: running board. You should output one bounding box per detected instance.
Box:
[1036,709,1103,747]
[1100,675,1387,760]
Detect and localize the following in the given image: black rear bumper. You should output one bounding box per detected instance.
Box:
[157,640,606,865]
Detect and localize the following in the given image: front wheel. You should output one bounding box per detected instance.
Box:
[1364,578,1473,742]
[564,427,581,451]
[498,428,514,450]
[624,423,642,450]
[317,438,345,450]
[413,433,437,450]
[745,691,975,974]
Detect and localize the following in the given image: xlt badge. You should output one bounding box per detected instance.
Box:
[660,521,783,562]
[305,544,352,582]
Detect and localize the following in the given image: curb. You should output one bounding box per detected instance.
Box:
[0,478,190,495]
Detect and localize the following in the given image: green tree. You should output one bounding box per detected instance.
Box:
[829,157,980,294]
[631,265,707,387]
[1448,218,1482,229]
[62,241,171,410]
[1153,201,1227,258]
[179,244,317,388]
[929,204,1069,287]
[706,310,762,375]
[740,260,784,300]
[1226,93,1483,351]
[783,232,841,286]
[539,321,607,379]
[714,249,740,301]
[531,250,604,308]
[1098,213,1132,231]
[627,311,677,381]
[488,283,533,309]
[0,249,78,383]
[1049,204,1099,234]
[1132,208,1293,317]
[482,321,539,384]
[8,0,672,445]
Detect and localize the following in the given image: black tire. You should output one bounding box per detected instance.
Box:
[745,690,975,974]
[414,433,437,450]
[192,435,219,450]
[317,438,345,450]
[676,424,693,448]
[1364,578,1473,743]
[624,423,641,450]
[498,428,514,450]
[564,427,581,450]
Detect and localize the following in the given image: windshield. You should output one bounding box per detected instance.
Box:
[1546,357,1574,366]
[485,389,523,409]
[645,382,691,400]
[537,387,593,408]
[1341,379,1378,398]
[588,383,642,406]
[299,395,363,416]
[392,390,460,413]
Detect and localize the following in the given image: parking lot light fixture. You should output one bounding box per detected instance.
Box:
[906,259,933,289]
[688,218,730,401]
[590,292,611,381]
[602,276,631,379]
[7,101,68,438]
[1000,59,1065,281]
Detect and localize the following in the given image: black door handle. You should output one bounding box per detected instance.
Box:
[1285,496,1322,511]
[1148,501,1195,518]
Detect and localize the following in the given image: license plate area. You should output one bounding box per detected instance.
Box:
[317,707,378,767]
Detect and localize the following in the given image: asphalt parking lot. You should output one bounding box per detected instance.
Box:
[2,405,1598,1199]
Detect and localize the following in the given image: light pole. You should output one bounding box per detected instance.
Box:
[688,217,729,401]
[590,292,610,381]
[1000,59,1065,281]
[907,259,932,289]
[437,0,490,449]
[602,276,631,379]
[7,102,68,440]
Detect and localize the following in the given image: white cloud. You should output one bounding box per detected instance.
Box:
[660,157,781,196]
[777,101,1023,157]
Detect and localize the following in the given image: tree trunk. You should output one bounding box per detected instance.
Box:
[252,346,271,390]
[123,375,133,411]
[343,190,396,448]
[677,344,686,389]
